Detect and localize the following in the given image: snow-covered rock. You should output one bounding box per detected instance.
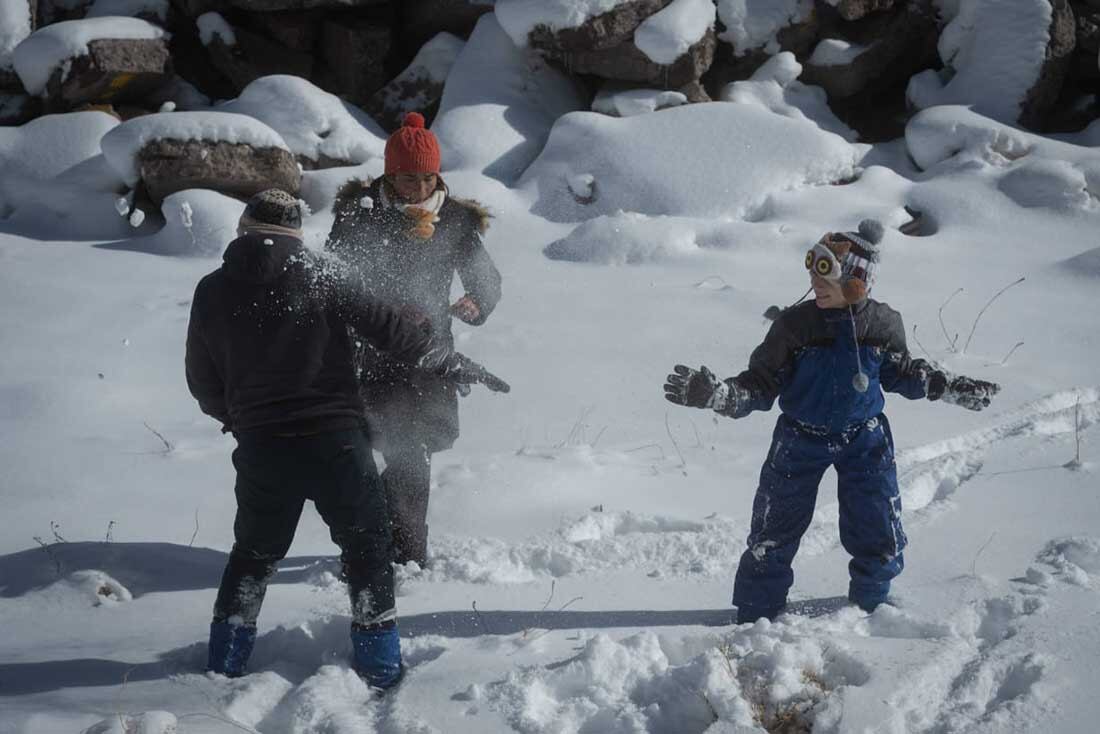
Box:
[716,0,813,55]
[433,14,585,181]
[365,31,465,132]
[136,188,247,256]
[522,101,860,221]
[220,75,386,168]
[100,111,294,201]
[85,711,177,734]
[0,0,33,77]
[907,0,1076,128]
[12,16,167,96]
[196,11,235,47]
[0,110,118,180]
[633,0,714,65]
[593,83,687,116]
[495,0,643,48]
[721,52,857,141]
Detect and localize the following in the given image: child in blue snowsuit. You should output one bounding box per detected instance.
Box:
[664,220,1000,623]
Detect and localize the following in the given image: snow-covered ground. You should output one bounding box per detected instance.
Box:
[2,18,1099,734]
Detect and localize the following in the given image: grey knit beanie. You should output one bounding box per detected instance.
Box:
[238,189,303,239]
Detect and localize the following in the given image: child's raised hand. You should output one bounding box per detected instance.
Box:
[664,365,721,409]
[942,375,1000,411]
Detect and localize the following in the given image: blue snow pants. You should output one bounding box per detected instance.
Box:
[732,413,907,622]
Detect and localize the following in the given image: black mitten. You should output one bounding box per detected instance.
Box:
[664,365,721,409]
[942,374,1000,411]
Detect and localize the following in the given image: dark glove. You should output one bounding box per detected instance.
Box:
[940,374,1000,411]
[663,365,721,409]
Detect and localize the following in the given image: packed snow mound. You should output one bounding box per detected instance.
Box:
[487,626,868,733]
[717,0,813,55]
[545,211,764,265]
[0,110,118,180]
[136,188,247,256]
[495,0,629,47]
[1037,536,1100,587]
[100,110,289,185]
[197,12,235,47]
[12,16,167,96]
[85,711,178,734]
[906,0,1052,124]
[634,0,715,65]
[1059,246,1100,278]
[523,102,860,222]
[721,51,857,141]
[592,85,687,117]
[85,0,170,21]
[219,75,386,166]
[433,14,585,182]
[905,106,1100,212]
[0,0,33,72]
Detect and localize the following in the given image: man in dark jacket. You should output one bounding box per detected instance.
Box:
[325,112,502,568]
[186,189,434,689]
[664,220,1000,623]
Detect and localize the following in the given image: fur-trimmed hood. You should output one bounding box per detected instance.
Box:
[333,176,491,234]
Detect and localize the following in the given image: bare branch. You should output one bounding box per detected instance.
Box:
[911,324,932,360]
[142,421,173,455]
[998,341,1025,366]
[664,411,687,475]
[963,277,1025,355]
[189,509,199,548]
[938,287,964,352]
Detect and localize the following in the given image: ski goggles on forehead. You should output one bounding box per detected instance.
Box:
[805,242,843,281]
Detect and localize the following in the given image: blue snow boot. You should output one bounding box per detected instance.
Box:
[207,620,257,678]
[351,625,404,690]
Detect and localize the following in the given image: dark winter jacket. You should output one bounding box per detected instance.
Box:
[185,233,432,435]
[324,178,502,452]
[723,299,934,433]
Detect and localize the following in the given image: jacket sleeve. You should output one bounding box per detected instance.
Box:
[456,224,502,326]
[719,317,800,418]
[330,270,433,364]
[184,293,230,426]
[877,311,938,400]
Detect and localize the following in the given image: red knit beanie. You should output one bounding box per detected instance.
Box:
[384,112,441,175]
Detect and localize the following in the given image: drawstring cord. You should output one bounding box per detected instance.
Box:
[849,304,869,392]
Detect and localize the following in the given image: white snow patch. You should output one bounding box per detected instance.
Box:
[592,84,687,117]
[196,11,235,47]
[633,0,714,65]
[12,16,167,95]
[86,0,170,21]
[721,51,857,141]
[136,188,246,256]
[495,0,628,48]
[809,37,868,66]
[0,0,33,72]
[433,14,586,181]
[219,75,386,166]
[717,0,813,55]
[85,711,178,734]
[523,102,860,221]
[906,0,1053,124]
[1038,536,1100,587]
[100,110,288,185]
[0,110,118,180]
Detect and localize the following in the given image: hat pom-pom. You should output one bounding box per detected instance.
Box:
[858,218,884,246]
[403,112,426,129]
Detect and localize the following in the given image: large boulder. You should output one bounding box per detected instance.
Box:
[1020,0,1076,130]
[250,9,323,52]
[137,138,300,203]
[513,0,717,89]
[365,31,464,132]
[227,0,387,10]
[402,0,494,47]
[802,0,937,99]
[907,0,1076,130]
[13,17,171,110]
[834,0,897,21]
[101,111,300,204]
[318,18,391,104]
[206,24,313,92]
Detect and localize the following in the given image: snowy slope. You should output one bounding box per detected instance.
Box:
[1,63,1099,734]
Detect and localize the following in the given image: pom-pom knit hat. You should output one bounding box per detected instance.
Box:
[385,112,441,175]
[807,219,884,304]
